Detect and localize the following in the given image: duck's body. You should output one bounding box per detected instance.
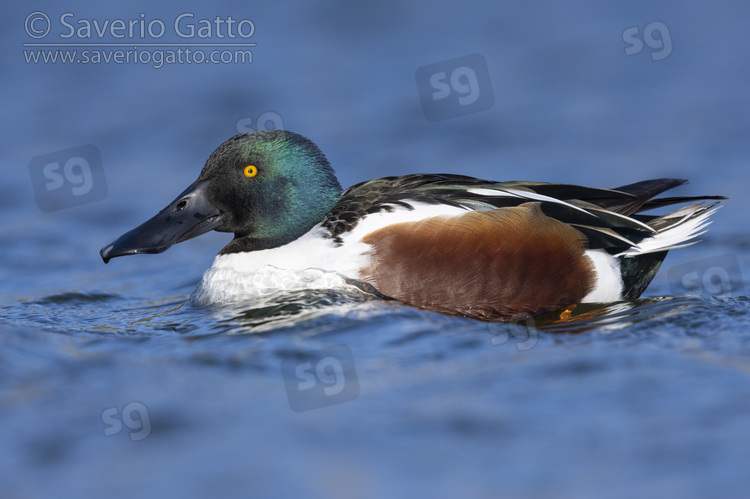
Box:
[101,131,724,321]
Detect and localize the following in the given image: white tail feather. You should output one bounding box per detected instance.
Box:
[616,203,721,257]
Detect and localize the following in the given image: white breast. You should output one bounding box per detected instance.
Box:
[192,202,469,305]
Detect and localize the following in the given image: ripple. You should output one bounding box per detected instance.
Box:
[197,288,386,335]
[29,291,121,305]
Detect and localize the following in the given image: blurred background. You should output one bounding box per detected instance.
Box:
[5,0,748,300]
[2,0,750,497]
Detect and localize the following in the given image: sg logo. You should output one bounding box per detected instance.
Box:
[28,144,107,212]
[236,111,284,134]
[281,344,360,412]
[488,318,539,351]
[667,254,745,297]
[430,66,482,106]
[415,53,495,122]
[101,401,152,442]
[622,21,673,61]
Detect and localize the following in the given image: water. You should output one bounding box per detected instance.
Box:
[3,0,750,497]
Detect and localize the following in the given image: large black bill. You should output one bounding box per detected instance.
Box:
[100,181,223,263]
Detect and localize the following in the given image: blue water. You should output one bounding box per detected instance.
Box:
[3,0,750,497]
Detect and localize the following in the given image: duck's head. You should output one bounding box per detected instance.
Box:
[100,130,343,263]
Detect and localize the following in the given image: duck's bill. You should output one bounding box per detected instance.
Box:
[100,181,223,264]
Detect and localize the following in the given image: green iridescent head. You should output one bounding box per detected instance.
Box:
[199,131,343,248]
[100,130,343,262]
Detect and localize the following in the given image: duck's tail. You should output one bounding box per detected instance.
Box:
[612,201,721,300]
[616,202,722,257]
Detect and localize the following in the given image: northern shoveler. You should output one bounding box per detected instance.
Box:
[100,130,725,320]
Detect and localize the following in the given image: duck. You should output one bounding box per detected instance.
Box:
[100,130,725,321]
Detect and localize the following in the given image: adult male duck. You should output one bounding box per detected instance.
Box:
[100,130,724,320]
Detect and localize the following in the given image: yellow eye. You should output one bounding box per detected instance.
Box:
[243,165,258,177]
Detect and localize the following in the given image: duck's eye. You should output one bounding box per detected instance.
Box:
[243,165,258,178]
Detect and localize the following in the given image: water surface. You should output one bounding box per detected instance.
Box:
[3,0,750,497]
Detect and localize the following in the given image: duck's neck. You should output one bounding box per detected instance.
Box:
[219,234,304,253]
[220,184,342,254]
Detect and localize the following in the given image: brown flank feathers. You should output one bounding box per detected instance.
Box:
[360,202,596,321]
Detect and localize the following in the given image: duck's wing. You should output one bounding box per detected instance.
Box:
[322,174,725,254]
